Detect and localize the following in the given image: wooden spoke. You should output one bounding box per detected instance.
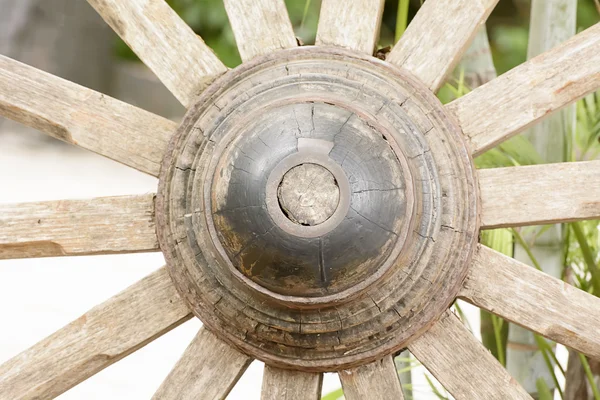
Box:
[224,0,297,62]
[447,22,600,156]
[0,194,159,260]
[409,310,531,399]
[0,267,192,399]
[261,365,322,400]
[480,161,600,229]
[316,0,385,54]
[86,0,227,107]
[153,328,251,400]
[339,355,404,400]
[387,0,499,92]
[0,55,176,177]
[460,245,600,360]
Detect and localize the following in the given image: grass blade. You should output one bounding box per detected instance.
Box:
[395,0,410,42]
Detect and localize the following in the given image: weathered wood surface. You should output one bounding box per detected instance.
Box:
[447,22,600,156]
[277,163,340,226]
[409,310,531,399]
[157,47,479,371]
[460,245,600,360]
[261,365,322,400]
[480,161,600,229]
[505,2,577,394]
[0,267,192,400]
[0,194,158,259]
[224,0,296,62]
[387,0,499,92]
[0,55,176,177]
[87,0,227,107]
[153,328,251,400]
[316,0,385,54]
[339,355,404,400]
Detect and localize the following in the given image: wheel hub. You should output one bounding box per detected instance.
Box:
[156,47,479,371]
[277,162,339,227]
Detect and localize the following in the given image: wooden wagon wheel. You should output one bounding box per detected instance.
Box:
[0,0,599,398]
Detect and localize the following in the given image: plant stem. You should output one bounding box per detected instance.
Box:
[511,228,542,271]
[579,353,600,400]
[534,335,564,399]
[491,316,506,366]
[571,222,600,295]
[301,0,311,28]
[395,0,410,42]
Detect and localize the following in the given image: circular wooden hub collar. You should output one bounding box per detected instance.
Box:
[156,47,479,371]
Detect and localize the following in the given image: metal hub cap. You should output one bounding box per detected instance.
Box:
[156,47,479,371]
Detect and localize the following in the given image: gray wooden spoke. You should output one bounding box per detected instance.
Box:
[339,355,404,400]
[480,160,600,229]
[87,0,227,107]
[261,365,322,400]
[0,55,176,177]
[0,267,192,400]
[224,0,296,62]
[460,245,600,360]
[316,0,385,54]
[409,310,531,399]
[387,0,499,92]
[0,194,158,259]
[153,328,251,400]
[447,22,600,156]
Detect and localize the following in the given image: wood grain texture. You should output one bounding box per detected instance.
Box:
[316,0,385,54]
[153,328,251,400]
[278,163,340,226]
[409,310,531,399]
[156,47,480,371]
[339,355,404,400]
[0,194,158,259]
[460,245,600,361]
[447,22,600,156]
[0,267,192,400]
[261,365,322,400]
[87,0,227,107]
[224,0,296,62]
[0,55,176,177]
[387,0,499,92]
[480,161,600,229]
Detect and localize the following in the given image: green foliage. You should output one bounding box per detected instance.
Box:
[285,0,321,45]
[320,388,343,400]
[394,0,410,42]
[489,25,529,75]
[168,0,240,67]
[581,353,600,400]
[424,374,449,400]
[479,229,512,367]
[114,0,323,67]
[574,93,600,161]
[534,335,564,399]
[536,378,554,400]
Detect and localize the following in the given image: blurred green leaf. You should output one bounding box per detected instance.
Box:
[580,353,600,400]
[425,374,449,400]
[321,388,343,400]
[536,378,554,400]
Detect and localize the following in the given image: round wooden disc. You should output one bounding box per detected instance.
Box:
[277,163,340,226]
[156,46,479,372]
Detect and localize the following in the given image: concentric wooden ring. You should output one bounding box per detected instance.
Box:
[156,46,479,372]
